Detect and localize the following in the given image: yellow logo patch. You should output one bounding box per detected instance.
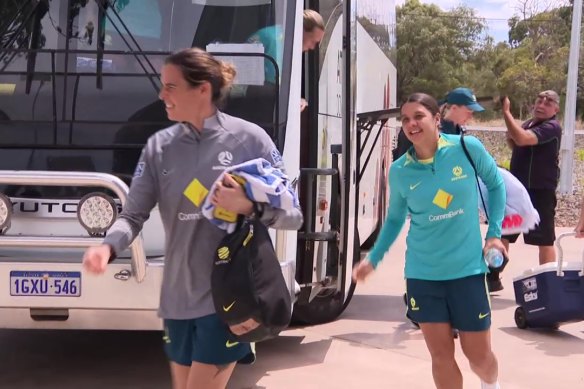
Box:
[452,166,463,177]
[410,297,419,311]
[217,246,230,260]
[433,189,453,209]
[451,165,467,181]
[183,179,208,207]
[225,340,239,348]
[223,300,236,312]
[214,207,237,222]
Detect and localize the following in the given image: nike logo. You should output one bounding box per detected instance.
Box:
[225,340,239,348]
[479,312,490,319]
[223,301,236,312]
[409,182,421,190]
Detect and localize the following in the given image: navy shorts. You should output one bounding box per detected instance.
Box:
[163,314,253,366]
[406,274,491,331]
[503,189,556,246]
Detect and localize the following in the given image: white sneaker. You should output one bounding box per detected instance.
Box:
[481,381,500,389]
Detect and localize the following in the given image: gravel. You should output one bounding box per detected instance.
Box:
[468,130,582,228]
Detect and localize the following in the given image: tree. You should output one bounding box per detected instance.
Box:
[503,3,571,118]
[396,0,490,101]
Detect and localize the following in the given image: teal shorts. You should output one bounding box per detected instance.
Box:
[406,274,491,331]
[163,314,253,366]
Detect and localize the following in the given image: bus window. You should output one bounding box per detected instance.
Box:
[0,0,294,199]
[188,0,293,145]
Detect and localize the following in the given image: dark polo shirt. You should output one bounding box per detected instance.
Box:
[510,116,562,190]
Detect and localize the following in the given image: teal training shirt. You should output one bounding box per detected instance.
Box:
[247,25,284,84]
[368,134,505,281]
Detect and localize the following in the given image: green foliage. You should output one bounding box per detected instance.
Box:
[396,0,491,101]
[396,0,574,120]
[576,148,584,162]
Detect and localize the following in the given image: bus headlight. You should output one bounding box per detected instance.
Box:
[0,193,12,234]
[77,192,117,236]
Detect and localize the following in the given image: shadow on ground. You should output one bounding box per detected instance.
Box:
[0,329,169,389]
[499,325,584,357]
[228,335,333,389]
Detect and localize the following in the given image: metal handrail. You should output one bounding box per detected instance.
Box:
[0,171,147,282]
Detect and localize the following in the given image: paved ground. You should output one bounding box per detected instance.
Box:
[1,225,583,388]
[228,225,584,389]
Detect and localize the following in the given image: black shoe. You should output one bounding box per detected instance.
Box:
[487,269,504,292]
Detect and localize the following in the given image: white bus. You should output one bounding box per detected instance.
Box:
[0,0,397,329]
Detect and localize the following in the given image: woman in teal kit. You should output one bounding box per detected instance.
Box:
[353,93,506,389]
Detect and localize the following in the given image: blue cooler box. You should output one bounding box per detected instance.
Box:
[512,232,584,329]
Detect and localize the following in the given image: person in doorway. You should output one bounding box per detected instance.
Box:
[300,9,325,112]
[353,93,506,389]
[82,48,303,389]
[500,91,562,271]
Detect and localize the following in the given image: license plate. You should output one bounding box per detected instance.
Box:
[10,271,81,297]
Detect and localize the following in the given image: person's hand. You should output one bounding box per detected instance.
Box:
[300,98,308,112]
[83,244,112,274]
[211,174,253,215]
[483,237,507,258]
[229,318,260,335]
[352,259,375,283]
[502,96,511,113]
[575,221,584,238]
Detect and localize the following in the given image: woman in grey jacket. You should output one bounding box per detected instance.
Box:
[83,48,303,389]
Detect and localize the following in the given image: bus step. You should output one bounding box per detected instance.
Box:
[299,168,338,177]
[298,276,337,289]
[298,231,338,242]
[298,276,338,302]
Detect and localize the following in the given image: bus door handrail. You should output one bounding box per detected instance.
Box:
[356,108,400,184]
[0,170,147,283]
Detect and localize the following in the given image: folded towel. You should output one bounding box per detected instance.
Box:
[202,158,298,232]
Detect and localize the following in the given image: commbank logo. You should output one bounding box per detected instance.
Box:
[218,151,233,166]
[183,179,208,207]
[432,189,453,209]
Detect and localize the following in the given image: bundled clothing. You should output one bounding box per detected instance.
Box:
[202,158,299,233]
[477,167,540,235]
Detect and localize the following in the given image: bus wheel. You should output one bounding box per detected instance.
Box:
[291,290,345,325]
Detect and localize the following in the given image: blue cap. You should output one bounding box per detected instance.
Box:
[442,88,485,112]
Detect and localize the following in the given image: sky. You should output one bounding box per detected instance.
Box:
[395,0,524,42]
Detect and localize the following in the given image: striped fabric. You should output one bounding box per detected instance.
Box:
[202,158,299,232]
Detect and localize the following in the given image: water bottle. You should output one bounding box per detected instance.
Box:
[484,248,504,269]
